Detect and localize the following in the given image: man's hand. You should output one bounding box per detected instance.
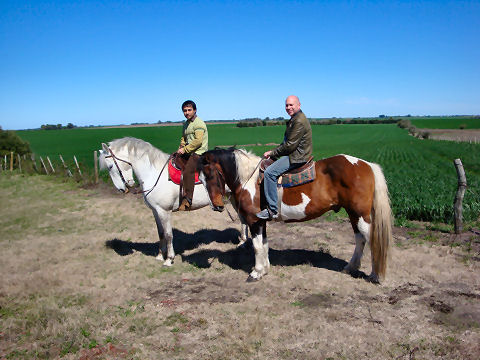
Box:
[263,150,272,158]
[178,147,185,155]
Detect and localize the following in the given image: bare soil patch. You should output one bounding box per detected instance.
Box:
[1,175,479,359]
[424,128,480,142]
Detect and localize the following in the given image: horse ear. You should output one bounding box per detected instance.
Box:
[102,143,109,153]
[202,152,211,164]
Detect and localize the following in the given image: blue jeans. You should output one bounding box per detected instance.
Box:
[263,156,302,213]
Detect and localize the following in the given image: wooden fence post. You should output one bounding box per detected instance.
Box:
[59,155,73,177]
[31,154,39,173]
[94,151,98,184]
[453,159,467,234]
[47,156,55,173]
[17,154,21,172]
[40,156,49,174]
[74,155,82,176]
[10,152,13,171]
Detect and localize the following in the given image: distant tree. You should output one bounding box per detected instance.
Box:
[0,128,32,155]
[66,123,75,129]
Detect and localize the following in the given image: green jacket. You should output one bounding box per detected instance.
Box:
[270,110,312,164]
[180,116,208,155]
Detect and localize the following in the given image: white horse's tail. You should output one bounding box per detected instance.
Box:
[369,163,393,280]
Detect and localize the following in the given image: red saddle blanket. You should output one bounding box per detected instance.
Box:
[168,158,201,185]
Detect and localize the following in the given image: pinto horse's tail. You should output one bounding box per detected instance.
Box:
[369,163,393,280]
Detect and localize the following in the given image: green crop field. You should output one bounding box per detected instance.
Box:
[17,122,480,225]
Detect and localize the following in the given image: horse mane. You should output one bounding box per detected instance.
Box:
[233,149,261,185]
[108,137,169,169]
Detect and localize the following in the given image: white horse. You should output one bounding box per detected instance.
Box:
[99,137,248,266]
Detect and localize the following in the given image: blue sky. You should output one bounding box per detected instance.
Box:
[1,0,479,130]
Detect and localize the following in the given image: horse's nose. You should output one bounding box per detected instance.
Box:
[213,205,224,212]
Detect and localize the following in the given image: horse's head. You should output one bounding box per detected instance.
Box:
[198,151,226,212]
[99,143,135,193]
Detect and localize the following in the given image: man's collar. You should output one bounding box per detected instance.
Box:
[290,109,303,119]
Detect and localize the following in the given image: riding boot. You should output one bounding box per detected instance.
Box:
[179,197,192,211]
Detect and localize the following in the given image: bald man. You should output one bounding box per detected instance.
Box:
[256,95,313,220]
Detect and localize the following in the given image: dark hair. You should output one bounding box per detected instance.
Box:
[182,100,196,110]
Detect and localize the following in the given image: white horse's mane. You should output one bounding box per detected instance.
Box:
[233,149,261,185]
[108,137,169,169]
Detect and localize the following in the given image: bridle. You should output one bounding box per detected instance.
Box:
[105,146,170,197]
[202,151,262,216]
[105,147,134,192]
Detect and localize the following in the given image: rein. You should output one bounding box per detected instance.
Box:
[141,154,171,197]
[105,147,133,191]
[219,152,262,221]
[235,157,263,217]
[106,146,171,197]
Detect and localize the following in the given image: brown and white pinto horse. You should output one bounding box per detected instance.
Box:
[198,148,393,283]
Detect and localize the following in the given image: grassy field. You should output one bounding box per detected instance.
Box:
[17,122,480,224]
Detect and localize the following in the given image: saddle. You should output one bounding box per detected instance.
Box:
[168,153,201,185]
[258,157,315,188]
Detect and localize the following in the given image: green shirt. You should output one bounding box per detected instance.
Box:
[181,116,208,155]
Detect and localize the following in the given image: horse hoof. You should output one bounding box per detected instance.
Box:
[162,259,173,267]
[246,275,260,282]
[237,240,247,248]
[155,255,165,262]
[367,274,380,284]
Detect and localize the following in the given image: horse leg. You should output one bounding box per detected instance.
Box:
[238,214,249,247]
[247,222,269,282]
[343,213,370,275]
[152,207,175,267]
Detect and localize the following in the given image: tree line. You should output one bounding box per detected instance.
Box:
[236,117,399,127]
[40,123,77,130]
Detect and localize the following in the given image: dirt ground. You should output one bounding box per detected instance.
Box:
[0,176,479,359]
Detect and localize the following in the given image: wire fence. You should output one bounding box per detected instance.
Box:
[0,151,99,185]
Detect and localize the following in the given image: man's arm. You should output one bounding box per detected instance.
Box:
[184,129,205,153]
[270,120,304,159]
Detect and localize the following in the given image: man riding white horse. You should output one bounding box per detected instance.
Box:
[256,95,313,220]
[177,100,209,211]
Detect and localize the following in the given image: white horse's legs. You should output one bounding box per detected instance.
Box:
[151,207,175,266]
[344,217,370,274]
[247,224,269,281]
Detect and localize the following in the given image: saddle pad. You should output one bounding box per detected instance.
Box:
[281,162,316,188]
[168,158,201,185]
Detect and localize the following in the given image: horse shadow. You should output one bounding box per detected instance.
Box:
[181,244,366,279]
[105,229,367,280]
[104,227,242,258]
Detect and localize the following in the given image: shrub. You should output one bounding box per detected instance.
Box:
[0,127,32,156]
[397,119,412,129]
[420,131,431,139]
